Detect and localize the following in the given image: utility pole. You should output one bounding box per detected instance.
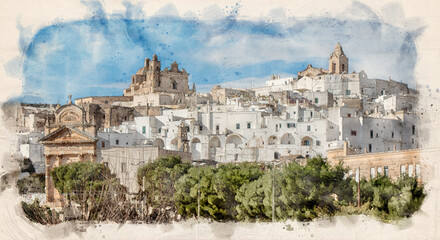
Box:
[356,167,360,209]
[198,164,200,222]
[142,176,145,221]
[272,160,275,223]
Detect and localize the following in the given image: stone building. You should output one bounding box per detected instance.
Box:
[39,95,98,206]
[124,54,191,96]
[101,146,191,193]
[327,141,438,183]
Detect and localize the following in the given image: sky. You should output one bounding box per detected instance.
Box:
[4,1,424,104]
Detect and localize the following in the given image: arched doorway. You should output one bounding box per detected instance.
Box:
[191,138,202,160]
[209,137,221,159]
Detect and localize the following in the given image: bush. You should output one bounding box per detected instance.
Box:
[21,200,60,225]
[17,173,45,194]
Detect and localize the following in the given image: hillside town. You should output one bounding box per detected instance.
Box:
[4,44,426,205]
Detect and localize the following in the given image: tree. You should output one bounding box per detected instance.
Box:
[51,162,133,222]
[137,156,191,222]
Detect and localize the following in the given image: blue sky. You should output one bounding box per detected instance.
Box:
[6,2,423,104]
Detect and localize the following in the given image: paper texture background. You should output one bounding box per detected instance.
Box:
[0,0,438,239]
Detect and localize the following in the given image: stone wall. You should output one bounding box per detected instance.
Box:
[327,143,437,183]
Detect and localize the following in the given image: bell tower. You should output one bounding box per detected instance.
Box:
[329,43,349,74]
[148,54,161,91]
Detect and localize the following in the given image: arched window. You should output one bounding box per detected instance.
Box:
[173,81,177,89]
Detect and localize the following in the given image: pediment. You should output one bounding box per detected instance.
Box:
[40,126,95,144]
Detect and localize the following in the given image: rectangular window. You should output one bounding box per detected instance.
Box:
[412,125,415,135]
[416,164,421,178]
[408,164,414,177]
[293,123,296,128]
[347,113,351,118]
[199,125,203,131]
[216,125,219,131]
[370,130,373,139]
[279,123,282,128]
[247,123,251,129]
[370,167,376,179]
[377,167,383,176]
[351,130,357,136]
[158,129,161,133]
[392,132,394,138]
[236,123,240,129]
[384,166,389,176]
[316,140,321,146]
[368,144,372,153]
[186,126,190,132]
[142,126,146,134]
[400,165,406,177]
[116,139,119,145]
[314,98,318,103]
[101,141,105,148]
[287,123,290,128]
[121,163,126,173]
[346,90,351,95]
[307,125,311,131]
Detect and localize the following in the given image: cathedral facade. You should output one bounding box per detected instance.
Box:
[123,54,191,96]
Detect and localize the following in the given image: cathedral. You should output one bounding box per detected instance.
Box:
[123,54,191,96]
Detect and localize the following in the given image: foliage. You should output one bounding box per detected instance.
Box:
[137,156,191,222]
[21,199,60,225]
[174,162,265,221]
[357,175,426,222]
[235,157,354,222]
[17,173,45,194]
[51,162,133,222]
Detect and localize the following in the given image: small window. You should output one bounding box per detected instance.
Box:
[346,90,351,95]
[347,113,351,118]
[287,123,290,128]
[101,141,105,148]
[158,129,162,133]
[279,123,282,128]
[316,140,321,146]
[199,125,203,131]
[384,166,389,176]
[376,133,379,138]
[293,123,296,128]
[314,98,318,104]
[412,125,415,135]
[351,130,357,136]
[142,126,146,134]
[370,130,373,139]
[368,144,372,153]
[408,165,414,177]
[173,81,177,89]
[307,125,311,131]
[400,165,406,177]
[391,132,394,138]
[116,139,119,145]
[247,123,251,129]
[274,152,280,159]
[234,154,239,161]
[236,123,240,129]
[416,164,421,178]
[216,125,219,131]
[370,167,376,179]
[121,162,126,173]
[377,167,383,176]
